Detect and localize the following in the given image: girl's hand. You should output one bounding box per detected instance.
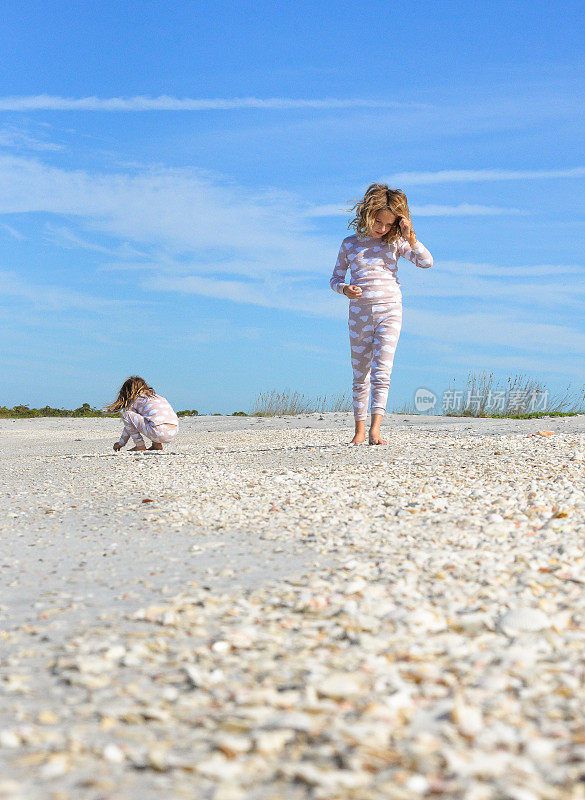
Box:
[113,442,122,451]
[343,285,363,299]
[398,216,415,242]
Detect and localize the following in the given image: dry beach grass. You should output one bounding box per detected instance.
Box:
[1,413,584,799]
[250,389,353,416]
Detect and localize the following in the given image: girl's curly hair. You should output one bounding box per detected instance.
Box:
[106,375,155,412]
[347,183,416,246]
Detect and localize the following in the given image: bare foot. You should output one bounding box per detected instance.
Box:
[349,421,366,445]
[128,445,147,452]
[368,430,387,445]
[147,443,163,451]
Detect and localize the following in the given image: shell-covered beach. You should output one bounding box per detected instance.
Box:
[1,413,585,799]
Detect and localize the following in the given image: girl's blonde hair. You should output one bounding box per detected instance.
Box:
[106,376,155,412]
[348,183,416,246]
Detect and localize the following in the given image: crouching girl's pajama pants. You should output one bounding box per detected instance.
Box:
[349,299,403,420]
[330,232,433,420]
[121,410,178,447]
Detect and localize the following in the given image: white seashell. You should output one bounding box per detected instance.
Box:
[183,664,202,687]
[408,606,447,632]
[254,729,295,754]
[406,775,431,793]
[502,788,540,800]
[265,711,314,733]
[452,699,483,736]
[40,756,69,779]
[214,784,246,800]
[342,600,359,615]
[524,737,556,760]
[344,577,367,594]
[0,730,21,748]
[285,763,370,790]
[318,673,366,700]
[498,606,550,635]
[103,743,125,763]
[196,753,244,781]
[214,733,251,757]
[228,628,254,648]
[104,645,125,661]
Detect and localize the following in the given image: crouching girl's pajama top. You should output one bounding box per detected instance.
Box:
[117,393,179,447]
[330,233,433,420]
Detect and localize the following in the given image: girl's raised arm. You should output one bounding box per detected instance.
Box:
[330,239,350,294]
[397,236,433,269]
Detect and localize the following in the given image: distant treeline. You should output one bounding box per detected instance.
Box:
[0,404,201,418]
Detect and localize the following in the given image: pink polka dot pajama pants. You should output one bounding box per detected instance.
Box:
[348,299,403,421]
[121,410,178,447]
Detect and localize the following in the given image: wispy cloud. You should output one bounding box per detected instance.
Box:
[437,261,584,278]
[405,307,585,356]
[43,223,148,258]
[400,259,585,312]
[0,269,121,312]
[386,167,585,186]
[410,204,526,217]
[189,82,585,151]
[150,261,585,318]
[0,153,336,273]
[0,123,64,151]
[303,203,526,218]
[153,274,342,318]
[0,222,25,240]
[1,152,583,367]
[149,272,585,362]
[0,95,430,112]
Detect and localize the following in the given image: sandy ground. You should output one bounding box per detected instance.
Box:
[1,413,584,799]
[2,412,581,628]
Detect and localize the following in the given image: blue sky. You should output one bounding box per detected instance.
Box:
[0,0,583,413]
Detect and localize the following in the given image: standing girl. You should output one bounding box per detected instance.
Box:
[107,376,179,452]
[330,184,433,445]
